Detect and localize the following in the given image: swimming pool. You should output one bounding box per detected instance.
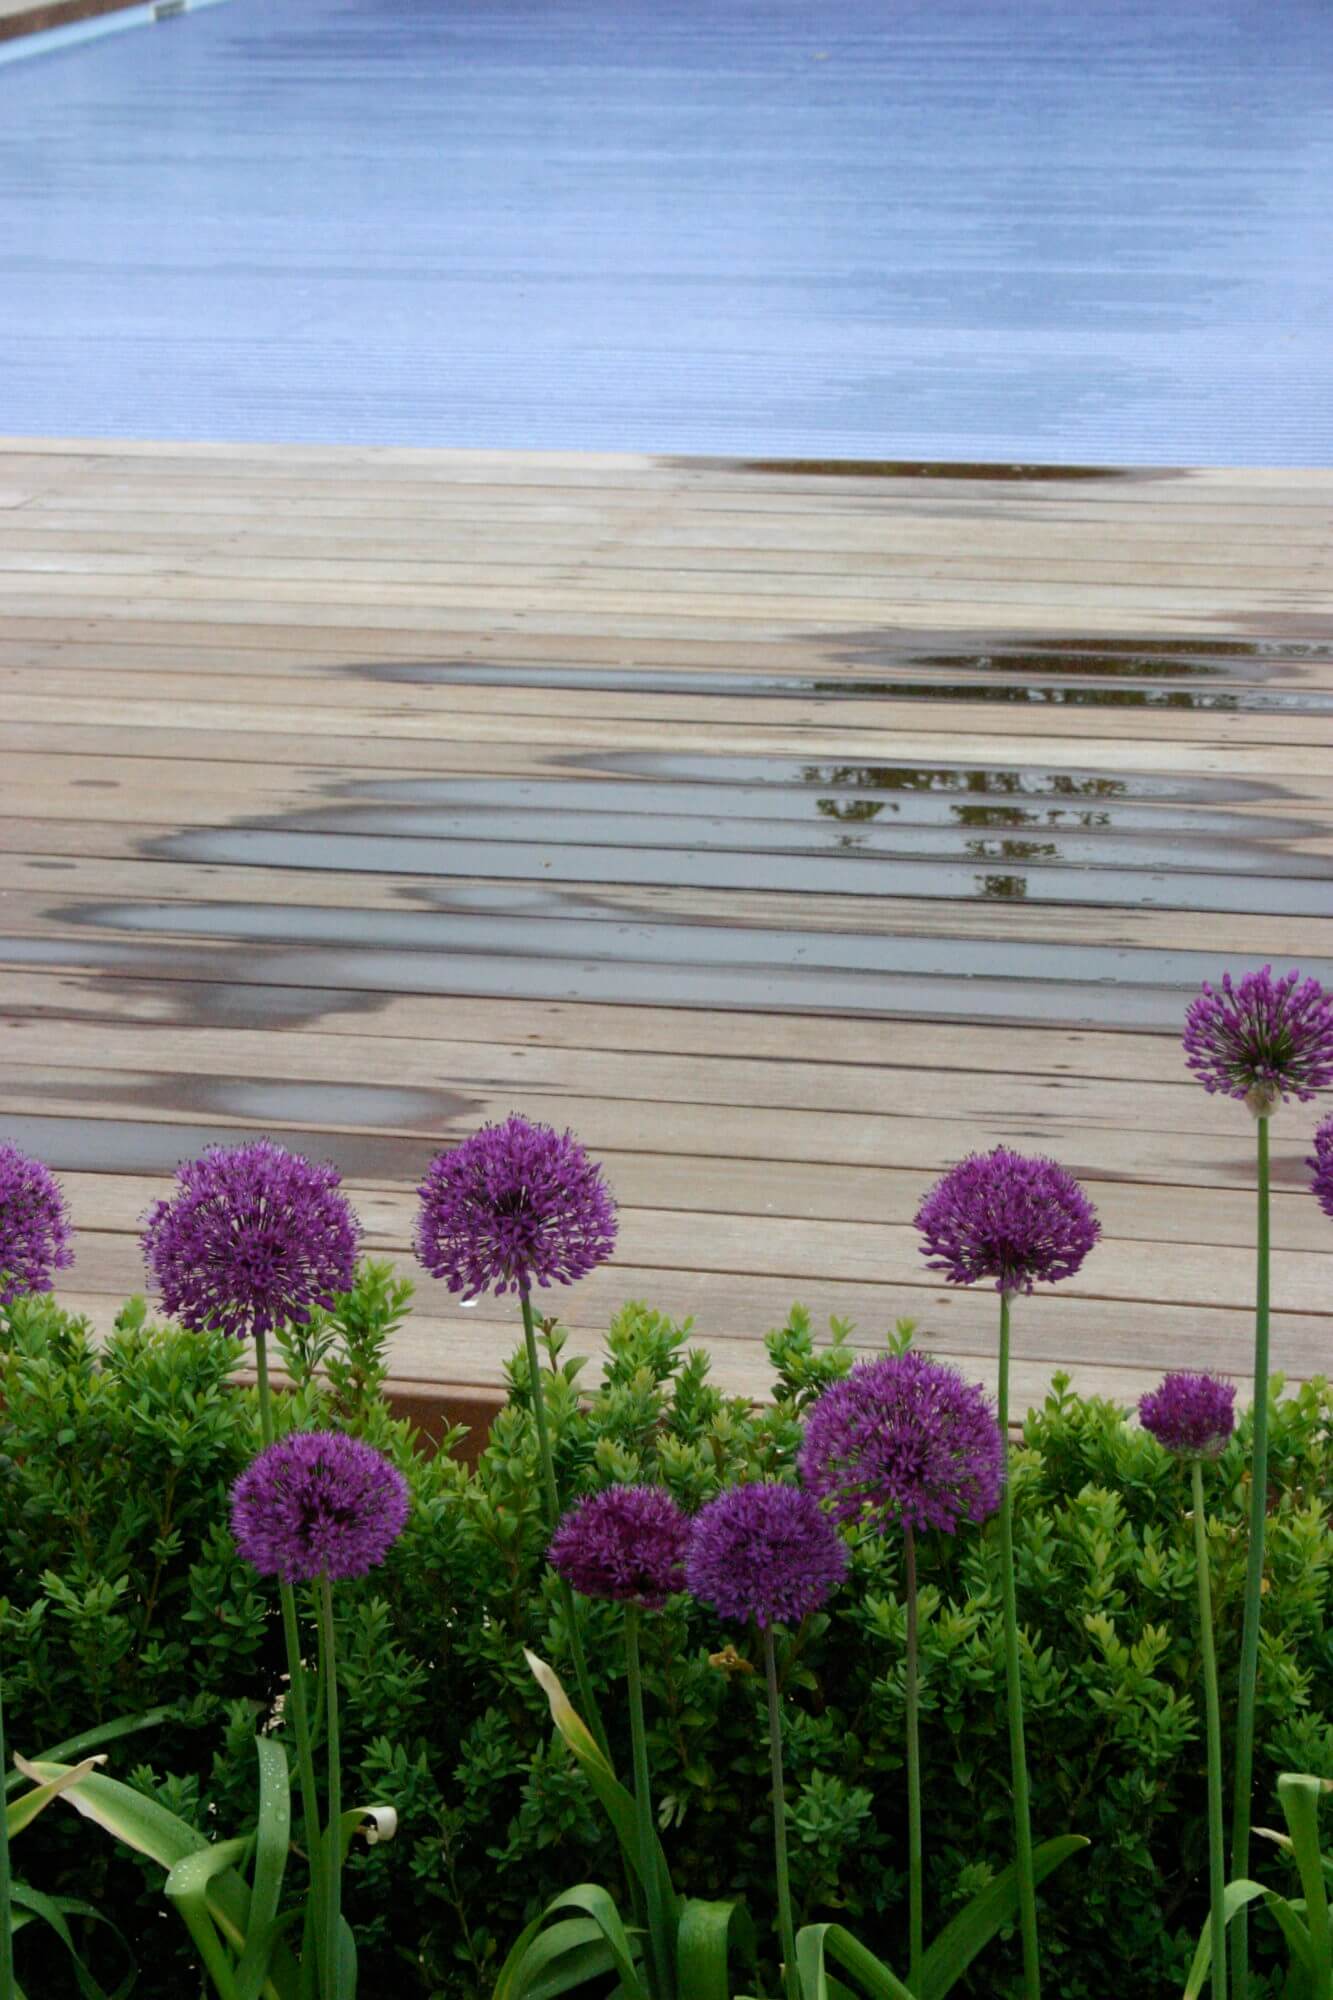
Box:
[2,0,1330,461]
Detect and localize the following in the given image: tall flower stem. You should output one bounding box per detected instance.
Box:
[997,1291,1040,2000]
[903,1526,923,1992]
[1229,1113,1271,2000]
[763,1629,800,2000]
[317,1578,342,2000]
[252,1329,327,1991]
[1192,1459,1227,2000]
[0,1666,14,2000]
[517,1286,609,1759]
[625,1608,673,2000]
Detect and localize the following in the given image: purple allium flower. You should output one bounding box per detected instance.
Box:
[1138,1373,1237,1459]
[686,1483,848,1631]
[414,1115,617,1297]
[547,1485,691,1609]
[1183,966,1333,1116]
[0,1145,73,1305]
[1307,1115,1333,1220]
[142,1139,359,1339]
[231,1430,409,1583]
[799,1352,1004,1536]
[914,1147,1100,1295]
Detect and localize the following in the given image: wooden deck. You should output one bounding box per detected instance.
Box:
[2,442,1331,1416]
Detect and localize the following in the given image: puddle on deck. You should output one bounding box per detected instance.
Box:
[40,1072,476,1132]
[0,1112,431,1181]
[14,626,1332,1038]
[12,919,1322,1036]
[355,646,1333,712]
[733,460,1141,481]
[353,634,1333,708]
[138,748,1327,919]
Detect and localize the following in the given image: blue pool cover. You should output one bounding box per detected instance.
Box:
[2,0,1331,462]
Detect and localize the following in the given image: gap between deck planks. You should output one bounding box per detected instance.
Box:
[2,444,1331,1418]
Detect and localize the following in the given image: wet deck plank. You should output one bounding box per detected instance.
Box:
[2,444,1332,1414]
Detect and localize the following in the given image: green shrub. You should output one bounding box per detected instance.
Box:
[0,1277,1328,1998]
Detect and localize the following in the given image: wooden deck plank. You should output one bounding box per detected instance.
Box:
[0,1016,1276,1133]
[9,683,1333,748]
[0,1064,1307,1198]
[5,888,1320,964]
[5,521,1331,571]
[42,1242,1325,1385]
[1,860,1329,957]
[0,968,1215,1077]
[2,445,1330,1409]
[48,1165,1333,1258]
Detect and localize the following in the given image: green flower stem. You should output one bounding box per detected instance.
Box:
[317,1578,342,2000]
[517,1286,610,1761]
[0,1666,14,2000]
[997,1291,1041,2000]
[904,1525,923,1992]
[1229,1113,1271,2000]
[1192,1459,1227,2000]
[763,1628,800,2000]
[252,1329,328,1991]
[625,1607,674,2000]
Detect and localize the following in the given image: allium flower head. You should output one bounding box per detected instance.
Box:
[142,1139,359,1339]
[547,1485,691,1609]
[915,1147,1100,1295]
[0,1145,73,1305]
[686,1482,848,1631]
[1138,1373,1237,1459]
[1307,1115,1333,1220]
[231,1430,409,1583]
[414,1115,617,1297]
[799,1352,1004,1535]
[1183,966,1333,1116]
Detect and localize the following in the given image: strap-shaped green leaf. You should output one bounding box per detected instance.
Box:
[525,1651,678,1926]
[4,1705,178,1796]
[18,1757,275,1989]
[676,1898,753,2000]
[1278,1774,1332,1997]
[334,1913,358,2000]
[336,1803,398,1865]
[1183,1881,1270,2000]
[165,1836,254,2000]
[16,1756,205,1869]
[235,1738,291,2000]
[917,1835,1088,2000]
[7,1880,125,2000]
[515,1940,619,2000]
[493,1915,616,1999]
[795,1922,917,2000]
[493,1884,648,2000]
[7,1755,108,1838]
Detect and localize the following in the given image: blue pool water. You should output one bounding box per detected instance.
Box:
[2,0,1331,461]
